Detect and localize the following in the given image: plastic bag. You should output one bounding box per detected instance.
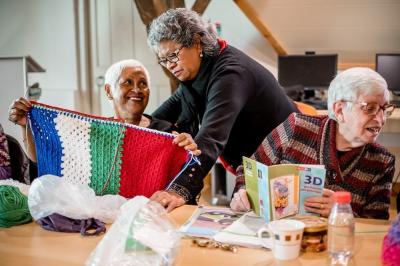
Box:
[28,174,127,223]
[86,196,181,266]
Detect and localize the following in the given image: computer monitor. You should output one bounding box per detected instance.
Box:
[278,54,338,88]
[376,54,400,93]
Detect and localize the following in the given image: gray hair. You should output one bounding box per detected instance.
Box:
[104,59,150,93]
[147,8,218,56]
[327,67,389,120]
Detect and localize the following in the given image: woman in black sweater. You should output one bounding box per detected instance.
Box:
[147,8,297,211]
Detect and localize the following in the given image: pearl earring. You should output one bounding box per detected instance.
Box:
[200,52,203,58]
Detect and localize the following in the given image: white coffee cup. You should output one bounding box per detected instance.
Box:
[258,219,305,260]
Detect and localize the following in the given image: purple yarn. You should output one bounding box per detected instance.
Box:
[387,216,400,245]
[37,213,106,236]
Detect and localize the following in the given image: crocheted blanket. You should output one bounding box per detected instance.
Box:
[28,102,189,198]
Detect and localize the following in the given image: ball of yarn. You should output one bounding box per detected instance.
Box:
[382,214,400,266]
[0,185,32,228]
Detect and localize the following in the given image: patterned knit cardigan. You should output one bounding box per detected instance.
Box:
[235,113,395,220]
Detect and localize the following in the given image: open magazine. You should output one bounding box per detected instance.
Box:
[243,156,326,222]
[213,211,269,249]
[179,206,242,238]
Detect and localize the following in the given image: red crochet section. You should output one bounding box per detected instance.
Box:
[119,127,188,198]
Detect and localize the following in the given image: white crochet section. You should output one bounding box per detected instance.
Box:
[54,114,92,186]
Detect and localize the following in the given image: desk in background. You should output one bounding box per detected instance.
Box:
[0,205,390,266]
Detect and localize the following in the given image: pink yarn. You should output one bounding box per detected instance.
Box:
[382,215,400,266]
[382,235,400,266]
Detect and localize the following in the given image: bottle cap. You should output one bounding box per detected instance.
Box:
[333,191,351,203]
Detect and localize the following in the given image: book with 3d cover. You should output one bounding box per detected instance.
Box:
[243,156,326,222]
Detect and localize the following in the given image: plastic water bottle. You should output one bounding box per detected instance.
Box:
[328,191,355,265]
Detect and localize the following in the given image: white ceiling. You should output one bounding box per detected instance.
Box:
[246,0,400,68]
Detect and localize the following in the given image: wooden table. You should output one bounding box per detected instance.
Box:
[0,205,390,266]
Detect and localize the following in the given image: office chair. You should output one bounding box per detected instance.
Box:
[294,101,318,115]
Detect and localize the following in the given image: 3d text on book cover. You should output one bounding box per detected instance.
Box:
[243,157,326,222]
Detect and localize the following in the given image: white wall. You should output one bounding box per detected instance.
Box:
[0,0,279,125]
[0,0,78,110]
[200,0,278,76]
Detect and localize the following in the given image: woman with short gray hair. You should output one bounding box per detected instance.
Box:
[147,8,218,57]
[327,67,389,121]
[231,67,395,220]
[147,8,298,210]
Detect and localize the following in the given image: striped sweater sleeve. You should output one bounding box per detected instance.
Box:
[361,154,395,219]
[253,113,297,165]
[233,113,297,193]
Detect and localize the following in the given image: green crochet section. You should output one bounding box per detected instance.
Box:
[89,122,124,195]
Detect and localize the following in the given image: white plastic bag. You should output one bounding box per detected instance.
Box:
[28,174,127,223]
[86,196,181,266]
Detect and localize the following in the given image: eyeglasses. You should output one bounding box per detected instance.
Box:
[158,46,183,67]
[342,100,395,117]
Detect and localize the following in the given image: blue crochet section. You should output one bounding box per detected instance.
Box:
[29,107,62,177]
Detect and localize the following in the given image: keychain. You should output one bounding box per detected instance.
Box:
[191,238,238,253]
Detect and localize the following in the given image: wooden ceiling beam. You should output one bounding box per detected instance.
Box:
[166,0,185,8]
[191,0,211,15]
[234,0,287,56]
[134,0,168,27]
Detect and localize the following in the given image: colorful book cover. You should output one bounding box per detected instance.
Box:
[243,157,271,221]
[243,158,260,215]
[243,157,325,222]
[257,162,270,222]
[298,165,326,215]
[268,164,300,220]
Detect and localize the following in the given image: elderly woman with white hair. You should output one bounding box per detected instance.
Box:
[231,67,395,220]
[8,59,200,170]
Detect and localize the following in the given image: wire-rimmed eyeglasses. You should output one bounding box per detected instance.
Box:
[158,46,183,67]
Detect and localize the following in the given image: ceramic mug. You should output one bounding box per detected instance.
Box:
[258,219,305,260]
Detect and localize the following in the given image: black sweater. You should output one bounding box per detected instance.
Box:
[153,45,298,202]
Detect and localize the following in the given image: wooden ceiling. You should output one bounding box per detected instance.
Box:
[234,0,400,70]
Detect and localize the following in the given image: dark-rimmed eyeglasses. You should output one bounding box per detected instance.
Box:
[158,46,183,67]
[342,100,395,117]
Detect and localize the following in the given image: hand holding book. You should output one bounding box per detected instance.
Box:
[233,157,327,222]
[230,188,251,212]
[303,188,335,218]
